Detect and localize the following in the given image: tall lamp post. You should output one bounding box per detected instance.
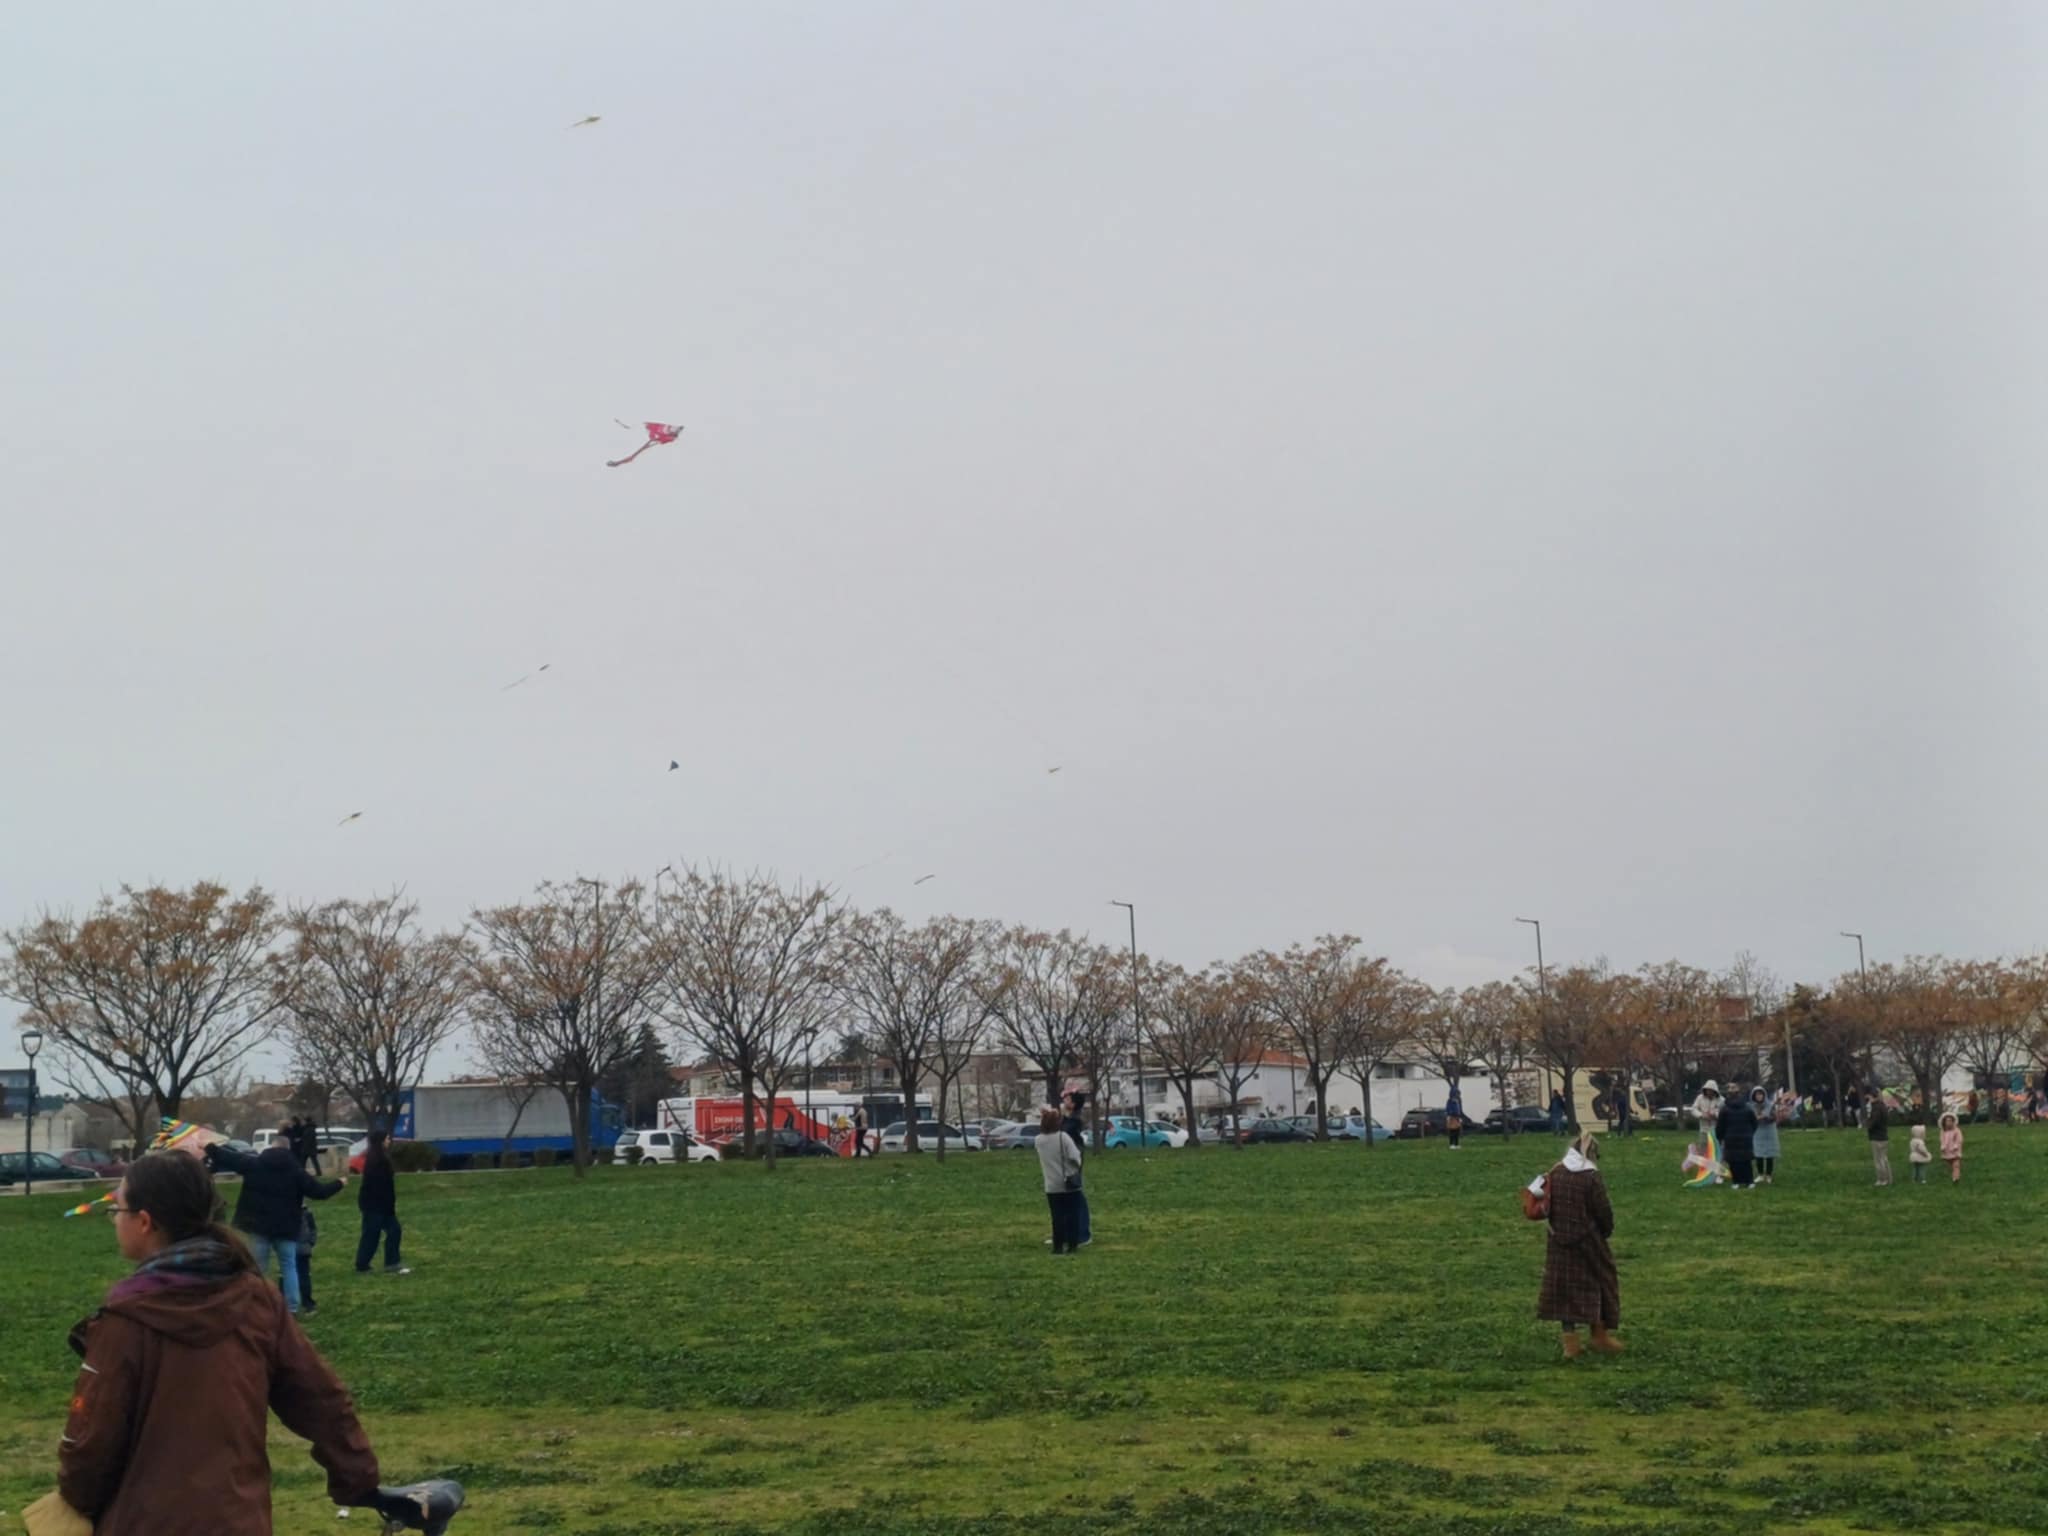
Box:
[1109,902,1146,1138]
[1839,930,1871,1086]
[21,1027,44,1196]
[1514,918,1546,1132]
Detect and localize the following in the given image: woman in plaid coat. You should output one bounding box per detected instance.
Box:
[1535,1132,1622,1358]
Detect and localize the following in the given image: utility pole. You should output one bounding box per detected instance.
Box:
[1110,902,1146,1137]
[1515,918,1547,1126]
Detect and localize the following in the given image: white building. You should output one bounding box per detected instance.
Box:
[1115,1051,1496,1129]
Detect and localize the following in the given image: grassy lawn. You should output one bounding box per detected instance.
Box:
[4,1127,2047,1535]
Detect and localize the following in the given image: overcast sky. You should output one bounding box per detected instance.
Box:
[3,2,2043,1070]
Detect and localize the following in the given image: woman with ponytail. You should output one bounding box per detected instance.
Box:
[39,1150,387,1536]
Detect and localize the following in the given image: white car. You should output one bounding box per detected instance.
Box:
[879,1121,982,1152]
[616,1128,719,1165]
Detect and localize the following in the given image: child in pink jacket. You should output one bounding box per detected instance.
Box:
[1939,1111,1963,1184]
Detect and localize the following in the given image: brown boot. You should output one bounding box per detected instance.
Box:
[1589,1327,1624,1355]
[1561,1331,1583,1359]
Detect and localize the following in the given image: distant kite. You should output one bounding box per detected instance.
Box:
[607,421,683,468]
[1046,766,1063,775]
[502,664,552,691]
[668,760,679,771]
[338,811,363,827]
[569,115,601,129]
[914,874,936,886]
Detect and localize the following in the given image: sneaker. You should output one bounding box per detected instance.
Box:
[384,1266,411,1276]
[1044,1238,1054,1246]
[300,1304,319,1317]
[1079,1237,1093,1247]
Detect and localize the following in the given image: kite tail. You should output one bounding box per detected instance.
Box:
[605,441,656,468]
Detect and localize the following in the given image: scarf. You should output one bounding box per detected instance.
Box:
[109,1236,245,1303]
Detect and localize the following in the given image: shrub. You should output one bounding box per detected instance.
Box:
[624,1146,644,1166]
[534,1148,557,1169]
[595,1147,615,1166]
[390,1141,441,1174]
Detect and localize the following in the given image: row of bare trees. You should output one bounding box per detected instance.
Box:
[9,881,2047,1175]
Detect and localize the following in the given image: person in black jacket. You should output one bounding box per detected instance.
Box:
[353,1130,409,1275]
[292,1117,321,1173]
[1716,1085,1759,1190]
[204,1127,346,1315]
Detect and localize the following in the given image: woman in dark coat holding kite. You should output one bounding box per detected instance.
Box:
[1533,1132,1622,1358]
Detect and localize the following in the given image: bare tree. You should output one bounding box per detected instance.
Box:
[650,867,840,1169]
[982,928,1100,1103]
[1950,959,2042,1104]
[1622,961,1720,1116]
[924,920,996,1164]
[2,883,282,1119]
[1528,962,1623,1128]
[275,894,472,1134]
[1259,935,1386,1138]
[836,909,946,1153]
[45,1042,157,1151]
[1721,951,1784,1066]
[1407,986,1490,1103]
[1208,962,1275,1146]
[1335,969,1426,1150]
[1462,981,1530,1133]
[1145,963,1232,1142]
[468,878,665,1177]
[1796,983,1868,1126]
[1871,957,1969,1110]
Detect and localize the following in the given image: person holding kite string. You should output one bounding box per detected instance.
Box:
[30,1151,386,1536]
[1531,1132,1623,1358]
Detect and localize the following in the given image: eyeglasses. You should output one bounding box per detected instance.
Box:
[109,1203,135,1218]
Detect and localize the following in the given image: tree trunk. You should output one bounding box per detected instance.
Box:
[1179,1082,1202,1147]
[739,1056,759,1155]
[567,1083,590,1179]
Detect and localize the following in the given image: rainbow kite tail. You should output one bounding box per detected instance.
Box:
[63,1190,117,1218]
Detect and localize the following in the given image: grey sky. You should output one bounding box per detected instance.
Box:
[4,1,2044,1065]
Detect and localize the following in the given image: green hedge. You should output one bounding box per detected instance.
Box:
[389,1141,441,1174]
[534,1148,557,1168]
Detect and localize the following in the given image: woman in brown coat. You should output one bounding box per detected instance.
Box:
[47,1150,385,1536]
[1534,1132,1623,1358]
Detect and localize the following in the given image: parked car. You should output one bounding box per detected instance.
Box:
[984,1123,1041,1151]
[0,1151,70,1185]
[1103,1116,1184,1149]
[1238,1118,1313,1144]
[1398,1108,1448,1139]
[59,1147,128,1180]
[1651,1105,1682,1126]
[1481,1105,1552,1135]
[615,1128,719,1165]
[1331,1115,1394,1143]
[879,1121,981,1152]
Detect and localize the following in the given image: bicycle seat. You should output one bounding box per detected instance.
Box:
[373,1480,465,1534]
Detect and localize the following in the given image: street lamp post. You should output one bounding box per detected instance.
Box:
[22,1028,44,1197]
[1110,902,1146,1138]
[577,878,606,1165]
[1514,918,1546,1134]
[1840,931,1872,1086]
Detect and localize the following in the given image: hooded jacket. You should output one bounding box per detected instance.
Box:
[58,1245,380,1536]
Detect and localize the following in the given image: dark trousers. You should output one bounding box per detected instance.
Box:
[1756,1155,1775,1176]
[1447,1125,1462,1147]
[355,1210,403,1271]
[294,1247,314,1308]
[852,1129,866,1158]
[1047,1190,1083,1252]
[1729,1153,1754,1187]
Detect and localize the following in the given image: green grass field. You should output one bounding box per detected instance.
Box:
[4,1128,2047,1535]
